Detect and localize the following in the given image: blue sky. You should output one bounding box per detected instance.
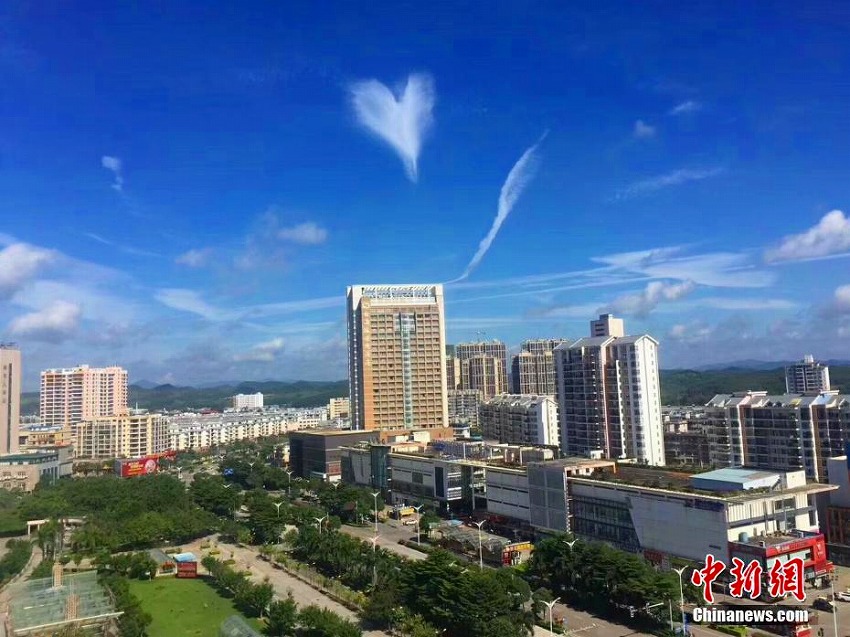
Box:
[2,2,850,388]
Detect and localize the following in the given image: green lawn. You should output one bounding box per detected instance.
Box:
[129,577,263,637]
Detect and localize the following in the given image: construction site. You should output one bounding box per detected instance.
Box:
[3,564,121,636]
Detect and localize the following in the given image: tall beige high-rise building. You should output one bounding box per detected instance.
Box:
[347,285,448,430]
[511,339,573,394]
[455,340,508,399]
[73,413,169,459]
[40,365,129,428]
[0,345,21,455]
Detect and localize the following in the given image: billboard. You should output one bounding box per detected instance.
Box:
[114,455,160,478]
[176,561,198,578]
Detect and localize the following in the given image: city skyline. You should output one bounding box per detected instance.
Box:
[2,4,850,388]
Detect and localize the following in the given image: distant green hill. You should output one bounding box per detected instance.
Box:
[659,366,850,405]
[21,379,349,415]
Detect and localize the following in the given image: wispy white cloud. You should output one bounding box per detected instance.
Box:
[0,243,57,299]
[605,280,696,316]
[613,167,724,200]
[633,120,656,139]
[669,100,701,116]
[176,248,213,268]
[7,300,82,342]
[243,296,342,318]
[692,297,798,311]
[278,222,328,245]
[594,246,773,288]
[101,155,124,192]
[451,275,653,305]
[233,337,285,362]
[84,232,160,258]
[765,210,850,263]
[154,289,224,321]
[349,73,435,182]
[153,287,341,323]
[451,132,548,283]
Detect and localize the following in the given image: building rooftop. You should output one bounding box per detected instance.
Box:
[707,391,850,409]
[731,530,824,548]
[289,429,376,437]
[528,457,617,469]
[692,467,783,483]
[481,394,555,407]
[572,464,837,501]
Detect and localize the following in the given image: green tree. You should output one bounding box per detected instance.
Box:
[266,594,298,636]
[297,605,362,637]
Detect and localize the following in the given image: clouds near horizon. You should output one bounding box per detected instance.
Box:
[765,210,850,263]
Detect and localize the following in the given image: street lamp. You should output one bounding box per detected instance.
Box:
[673,567,687,635]
[285,469,293,497]
[273,501,283,518]
[314,515,327,534]
[543,597,561,637]
[413,505,424,546]
[564,538,577,550]
[371,492,381,534]
[369,535,380,587]
[473,520,485,569]
[831,576,840,637]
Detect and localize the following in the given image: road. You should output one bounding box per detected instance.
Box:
[341,520,428,561]
[183,536,390,637]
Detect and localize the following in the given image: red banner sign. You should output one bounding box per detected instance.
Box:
[176,562,198,578]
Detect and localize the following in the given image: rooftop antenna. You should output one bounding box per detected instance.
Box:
[475,331,486,341]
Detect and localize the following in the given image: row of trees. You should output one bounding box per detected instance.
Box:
[21,474,218,554]
[287,526,403,592]
[526,535,700,625]
[268,602,362,637]
[285,525,534,637]
[201,556,275,619]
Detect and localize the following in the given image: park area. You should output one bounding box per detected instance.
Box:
[130,576,262,637]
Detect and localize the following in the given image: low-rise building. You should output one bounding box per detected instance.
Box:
[168,412,302,451]
[568,465,833,565]
[0,447,73,491]
[479,394,559,447]
[289,429,379,481]
[728,531,832,592]
[19,425,74,448]
[486,465,531,522]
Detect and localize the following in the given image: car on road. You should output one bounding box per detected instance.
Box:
[402,520,416,526]
[834,590,850,602]
[813,597,835,612]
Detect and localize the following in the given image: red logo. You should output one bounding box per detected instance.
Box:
[691,555,726,603]
[768,557,805,602]
[729,558,763,600]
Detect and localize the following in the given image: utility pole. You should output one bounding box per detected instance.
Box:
[371,492,380,534]
[473,520,485,569]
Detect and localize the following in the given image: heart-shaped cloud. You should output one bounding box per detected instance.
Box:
[349,73,435,182]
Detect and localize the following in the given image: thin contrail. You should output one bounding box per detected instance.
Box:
[448,131,548,283]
